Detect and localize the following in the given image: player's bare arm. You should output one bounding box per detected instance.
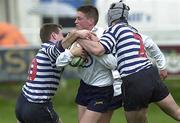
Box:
[77,34,105,56]
[69,42,87,58]
[61,29,92,49]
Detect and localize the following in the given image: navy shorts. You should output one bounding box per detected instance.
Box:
[15,93,59,123]
[75,80,114,113]
[108,94,122,110]
[121,66,169,111]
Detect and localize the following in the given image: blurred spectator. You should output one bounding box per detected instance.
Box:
[0,23,28,48]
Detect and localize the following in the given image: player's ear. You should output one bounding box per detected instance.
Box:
[51,32,57,40]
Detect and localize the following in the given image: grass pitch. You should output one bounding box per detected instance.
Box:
[0,79,179,123]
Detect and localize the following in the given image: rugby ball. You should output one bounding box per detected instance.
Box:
[70,57,84,67]
[69,42,85,67]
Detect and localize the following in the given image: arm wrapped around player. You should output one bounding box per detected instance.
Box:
[61,29,92,49]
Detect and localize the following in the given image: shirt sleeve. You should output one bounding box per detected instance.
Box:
[142,35,166,70]
[56,49,73,67]
[100,31,116,54]
[42,41,65,64]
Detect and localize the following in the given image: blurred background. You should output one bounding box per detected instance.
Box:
[0,0,179,123]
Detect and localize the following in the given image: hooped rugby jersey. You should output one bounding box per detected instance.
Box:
[100,23,152,77]
[22,41,65,103]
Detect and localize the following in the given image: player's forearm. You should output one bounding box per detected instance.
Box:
[146,43,166,70]
[156,56,166,70]
[61,30,79,49]
[77,39,105,56]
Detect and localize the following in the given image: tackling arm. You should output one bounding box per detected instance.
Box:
[77,34,106,56]
[61,29,92,49]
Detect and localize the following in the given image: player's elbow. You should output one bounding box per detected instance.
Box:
[106,59,117,69]
[111,61,117,70]
[105,62,117,70]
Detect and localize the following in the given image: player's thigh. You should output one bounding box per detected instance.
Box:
[79,109,102,123]
[98,95,122,123]
[24,102,59,123]
[122,70,154,111]
[15,93,26,123]
[98,110,114,123]
[156,93,179,117]
[125,108,148,123]
[77,104,87,121]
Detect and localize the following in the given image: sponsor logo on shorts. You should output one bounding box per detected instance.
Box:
[94,101,104,105]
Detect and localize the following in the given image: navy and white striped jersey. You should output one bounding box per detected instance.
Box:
[22,41,65,103]
[100,23,152,77]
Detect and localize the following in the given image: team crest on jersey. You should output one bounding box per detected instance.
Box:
[80,54,93,68]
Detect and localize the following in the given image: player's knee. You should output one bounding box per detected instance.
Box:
[171,108,180,121]
[125,109,147,123]
[135,109,148,122]
[175,108,180,121]
[137,113,147,121]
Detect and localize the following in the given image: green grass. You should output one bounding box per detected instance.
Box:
[0,79,179,123]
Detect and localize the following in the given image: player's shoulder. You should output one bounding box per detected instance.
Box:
[139,33,148,39]
[106,23,128,33]
[92,26,105,38]
[92,26,104,32]
[41,42,54,48]
[139,33,153,42]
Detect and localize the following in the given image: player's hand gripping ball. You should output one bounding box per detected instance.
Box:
[69,43,85,67]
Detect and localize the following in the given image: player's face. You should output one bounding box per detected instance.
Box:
[52,28,64,41]
[75,11,93,30]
